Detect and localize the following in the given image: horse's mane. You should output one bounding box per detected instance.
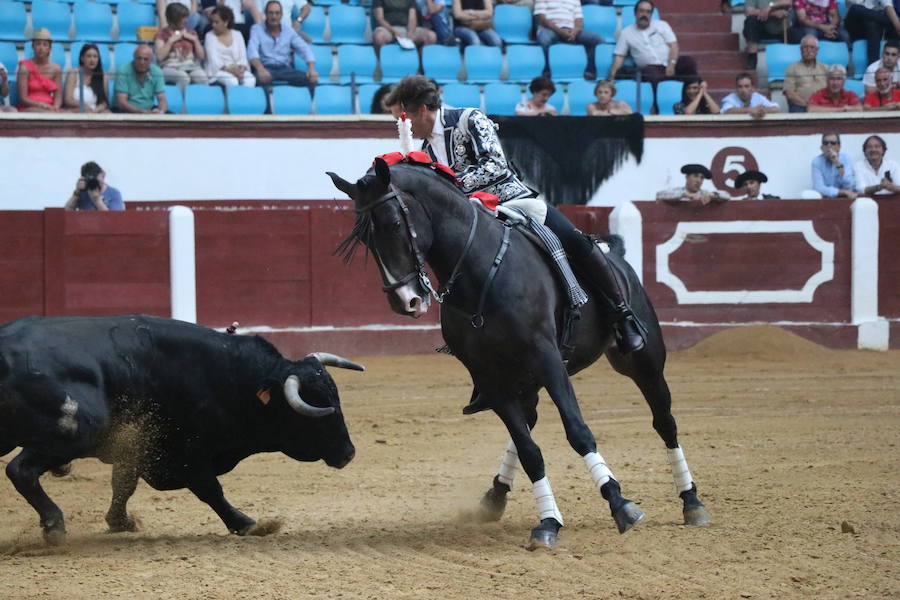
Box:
[335,163,473,264]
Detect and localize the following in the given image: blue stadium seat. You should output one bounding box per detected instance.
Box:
[95,0,124,5]
[619,80,653,114]
[0,42,19,70]
[548,85,564,113]
[483,82,522,115]
[337,44,376,83]
[463,45,502,83]
[8,77,18,107]
[851,39,885,79]
[0,3,27,41]
[548,44,587,82]
[494,5,532,44]
[300,6,326,43]
[26,41,65,66]
[582,6,617,42]
[615,0,639,5]
[314,84,352,113]
[272,86,312,114]
[328,5,367,43]
[315,0,341,5]
[356,82,382,113]
[185,84,224,114]
[506,44,545,84]
[441,82,480,108]
[654,79,682,115]
[567,80,595,116]
[595,45,615,78]
[30,0,73,42]
[113,42,140,70]
[116,3,156,42]
[74,3,115,42]
[295,44,333,78]
[379,44,419,83]
[620,7,660,29]
[69,41,112,72]
[844,78,865,103]
[817,40,850,70]
[165,84,183,114]
[765,43,800,82]
[226,85,267,114]
[422,45,461,83]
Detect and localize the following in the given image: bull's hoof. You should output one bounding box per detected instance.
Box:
[683,505,711,526]
[242,518,283,537]
[475,481,509,523]
[107,515,141,533]
[612,501,645,534]
[50,463,72,477]
[42,519,66,546]
[526,518,561,551]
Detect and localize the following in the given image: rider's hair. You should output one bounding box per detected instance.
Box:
[383,75,442,113]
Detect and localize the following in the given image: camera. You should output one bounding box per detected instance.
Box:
[85,177,102,192]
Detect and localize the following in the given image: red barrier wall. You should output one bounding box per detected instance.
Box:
[0,212,44,324]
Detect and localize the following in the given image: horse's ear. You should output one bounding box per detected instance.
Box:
[373,157,392,187]
[327,172,358,199]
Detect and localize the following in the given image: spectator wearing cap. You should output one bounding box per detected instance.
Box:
[783,35,829,112]
[808,64,863,112]
[811,132,857,199]
[64,162,125,211]
[789,0,850,43]
[16,28,63,113]
[742,0,792,70]
[114,45,168,114]
[845,0,900,67]
[735,170,780,199]
[534,0,604,80]
[864,66,900,109]
[656,164,729,205]
[854,134,900,195]
[720,72,780,118]
[862,41,900,95]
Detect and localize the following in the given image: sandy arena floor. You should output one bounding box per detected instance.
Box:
[0,327,897,600]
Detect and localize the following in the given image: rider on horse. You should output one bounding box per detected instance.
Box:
[383,76,646,359]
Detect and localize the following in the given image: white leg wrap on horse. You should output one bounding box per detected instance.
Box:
[532,477,564,526]
[667,446,694,493]
[584,451,614,490]
[496,439,518,489]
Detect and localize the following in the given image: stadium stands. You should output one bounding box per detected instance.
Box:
[654,80,682,115]
[185,84,225,114]
[356,82,382,114]
[226,85,267,115]
[422,45,461,84]
[615,79,653,114]
[506,45,545,84]
[765,43,800,83]
[116,3,156,42]
[314,84,353,114]
[463,45,502,83]
[567,80,595,116]
[30,0,73,42]
[442,82,481,109]
[165,84,183,114]
[379,45,419,83]
[69,41,113,72]
[582,5,617,41]
[272,86,312,114]
[484,82,522,116]
[548,44,587,82]
[337,44,377,84]
[493,5,532,44]
[300,6,327,43]
[0,3,27,42]
[328,5,367,44]
[73,2,115,43]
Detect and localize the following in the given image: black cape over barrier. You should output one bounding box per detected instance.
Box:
[493,114,644,206]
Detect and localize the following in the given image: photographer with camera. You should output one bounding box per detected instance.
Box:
[64,162,124,211]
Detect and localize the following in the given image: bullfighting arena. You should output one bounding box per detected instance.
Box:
[0,326,896,600]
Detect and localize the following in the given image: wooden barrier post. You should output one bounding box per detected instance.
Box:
[169,206,197,323]
[851,197,888,350]
[609,201,643,283]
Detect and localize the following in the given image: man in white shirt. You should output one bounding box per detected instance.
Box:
[845,0,900,66]
[607,0,697,87]
[854,134,900,195]
[534,0,604,79]
[862,41,900,94]
[720,72,781,118]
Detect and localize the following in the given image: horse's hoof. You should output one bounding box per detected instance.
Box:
[42,522,66,546]
[683,505,711,526]
[107,515,141,533]
[613,501,645,534]
[475,488,508,523]
[244,518,283,537]
[50,463,72,477]
[526,518,561,551]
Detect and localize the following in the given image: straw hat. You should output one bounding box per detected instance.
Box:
[32,28,52,42]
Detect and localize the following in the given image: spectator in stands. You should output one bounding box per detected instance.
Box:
[452,0,502,47]
[783,34,829,112]
[372,0,438,51]
[371,83,395,113]
[63,43,110,113]
[156,3,209,91]
[158,0,209,35]
[64,162,125,211]
[789,0,850,43]
[862,41,900,95]
[864,66,900,108]
[418,0,453,44]
[808,64,863,111]
[248,0,318,88]
[205,0,256,42]
[607,1,698,87]
[720,72,780,118]
[587,80,632,115]
[206,5,256,87]
[114,45,168,114]
[812,132,857,198]
[0,62,16,112]
[735,170,780,199]
[515,76,558,115]
[855,134,900,194]
[534,0,604,80]
[743,0,792,70]
[845,0,900,66]
[673,75,720,114]
[16,29,62,113]
[251,0,311,38]
[656,164,729,205]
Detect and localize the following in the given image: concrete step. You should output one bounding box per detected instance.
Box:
[666,14,732,33]
[678,32,740,52]
[690,51,746,70]
[655,0,724,13]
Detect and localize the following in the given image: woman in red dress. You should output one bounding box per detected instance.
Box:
[17,28,63,112]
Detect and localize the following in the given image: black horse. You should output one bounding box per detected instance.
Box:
[328,159,710,549]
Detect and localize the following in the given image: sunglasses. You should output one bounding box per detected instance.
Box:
[822,140,840,145]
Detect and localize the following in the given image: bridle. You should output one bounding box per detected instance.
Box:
[357,183,479,305]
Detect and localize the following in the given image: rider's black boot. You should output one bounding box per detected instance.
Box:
[577,242,645,355]
[463,389,492,415]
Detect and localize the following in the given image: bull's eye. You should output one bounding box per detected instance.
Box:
[392,220,402,231]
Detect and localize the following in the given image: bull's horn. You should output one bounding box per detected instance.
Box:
[307,352,365,372]
[283,375,335,418]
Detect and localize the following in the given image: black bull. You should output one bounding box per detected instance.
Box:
[329,160,710,549]
[0,314,362,544]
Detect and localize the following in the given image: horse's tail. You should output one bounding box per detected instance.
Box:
[589,233,626,257]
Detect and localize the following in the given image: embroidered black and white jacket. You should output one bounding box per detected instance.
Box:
[421,106,534,203]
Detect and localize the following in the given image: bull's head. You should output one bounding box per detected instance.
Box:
[328,159,434,319]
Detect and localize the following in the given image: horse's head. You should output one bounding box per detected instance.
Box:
[328,158,434,319]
